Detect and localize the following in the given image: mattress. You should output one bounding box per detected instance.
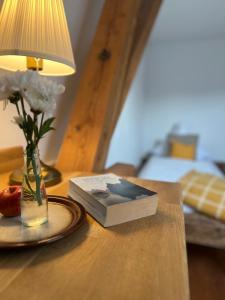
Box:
[139,156,224,183]
[138,156,224,214]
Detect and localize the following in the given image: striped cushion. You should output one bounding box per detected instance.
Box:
[180,170,225,221]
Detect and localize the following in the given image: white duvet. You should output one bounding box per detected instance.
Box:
[138,156,224,214]
[139,156,224,182]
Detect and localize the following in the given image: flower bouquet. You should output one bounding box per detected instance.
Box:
[0,70,65,226]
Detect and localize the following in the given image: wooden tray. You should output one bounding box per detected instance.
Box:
[0,195,86,249]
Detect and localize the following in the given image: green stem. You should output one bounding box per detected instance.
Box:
[36,113,44,146]
[31,152,42,206]
[20,96,27,120]
[14,94,42,206]
[17,96,29,142]
[33,112,38,145]
[15,102,20,116]
[25,147,42,206]
[40,113,44,128]
[17,105,28,141]
[24,174,36,196]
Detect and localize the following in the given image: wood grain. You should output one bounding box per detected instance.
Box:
[57,0,162,173]
[95,0,162,169]
[0,146,23,173]
[111,0,162,132]
[0,172,189,300]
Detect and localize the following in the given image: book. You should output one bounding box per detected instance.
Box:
[68,173,158,227]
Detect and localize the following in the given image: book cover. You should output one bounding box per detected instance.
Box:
[70,174,156,207]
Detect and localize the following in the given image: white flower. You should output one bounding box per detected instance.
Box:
[0,76,11,101]
[12,115,24,126]
[23,71,65,114]
[0,70,65,114]
[0,71,27,101]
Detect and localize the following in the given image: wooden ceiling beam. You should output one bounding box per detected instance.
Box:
[100,0,162,167]
[56,0,162,172]
[115,0,162,122]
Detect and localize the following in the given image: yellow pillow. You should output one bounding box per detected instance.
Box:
[180,170,225,221]
[171,141,196,160]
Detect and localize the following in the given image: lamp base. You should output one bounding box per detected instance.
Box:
[9,161,62,187]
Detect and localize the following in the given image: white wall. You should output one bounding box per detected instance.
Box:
[140,38,225,161]
[151,0,225,42]
[106,0,225,167]
[0,0,104,164]
[107,36,225,166]
[106,72,145,167]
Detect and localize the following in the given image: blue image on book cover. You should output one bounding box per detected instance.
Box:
[89,179,156,206]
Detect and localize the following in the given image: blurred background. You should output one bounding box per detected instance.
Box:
[1,0,225,171]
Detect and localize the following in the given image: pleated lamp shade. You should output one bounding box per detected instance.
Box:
[0,0,75,76]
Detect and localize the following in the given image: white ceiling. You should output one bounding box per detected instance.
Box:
[151,0,225,42]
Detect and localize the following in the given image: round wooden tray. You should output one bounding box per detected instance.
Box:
[0,195,86,249]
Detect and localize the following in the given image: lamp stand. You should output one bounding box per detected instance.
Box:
[9,160,62,187]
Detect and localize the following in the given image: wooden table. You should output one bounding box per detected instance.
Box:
[0,172,189,300]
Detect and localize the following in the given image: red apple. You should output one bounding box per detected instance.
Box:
[0,186,21,217]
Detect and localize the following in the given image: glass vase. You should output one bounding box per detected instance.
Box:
[21,148,48,227]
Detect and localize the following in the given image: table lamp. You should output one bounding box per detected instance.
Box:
[0,0,76,186]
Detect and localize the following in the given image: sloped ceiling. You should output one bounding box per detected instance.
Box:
[152,0,225,42]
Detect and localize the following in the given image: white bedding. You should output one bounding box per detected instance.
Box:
[139,156,224,182]
[138,156,224,214]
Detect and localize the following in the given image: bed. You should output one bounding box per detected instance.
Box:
[138,156,224,182]
[138,155,225,249]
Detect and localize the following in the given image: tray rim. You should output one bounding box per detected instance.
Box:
[0,195,86,249]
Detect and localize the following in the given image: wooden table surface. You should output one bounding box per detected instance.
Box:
[0,172,189,300]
